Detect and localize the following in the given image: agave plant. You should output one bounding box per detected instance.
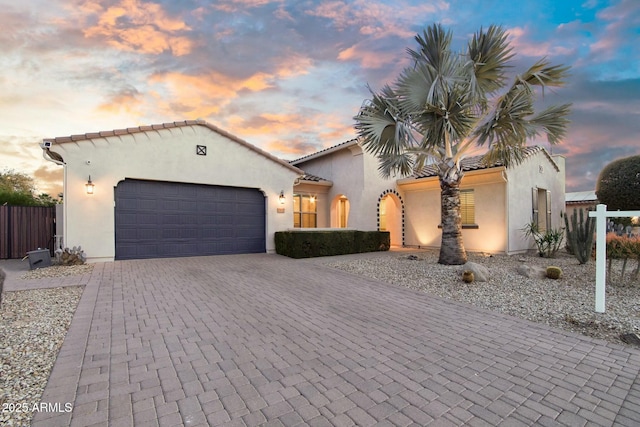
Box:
[354,24,571,265]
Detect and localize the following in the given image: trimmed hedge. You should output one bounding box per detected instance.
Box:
[275,230,390,258]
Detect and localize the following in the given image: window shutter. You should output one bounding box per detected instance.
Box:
[546,190,552,231]
[532,187,538,226]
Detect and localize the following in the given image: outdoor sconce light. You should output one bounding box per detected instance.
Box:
[86,176,94,195]
[278,191,286,205]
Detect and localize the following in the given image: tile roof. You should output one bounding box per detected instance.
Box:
[413,146,553,179]
[290,139,358,165]
[42,119,302,174]
[299,173,327,182]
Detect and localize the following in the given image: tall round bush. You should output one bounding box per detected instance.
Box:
[596,155,640,211]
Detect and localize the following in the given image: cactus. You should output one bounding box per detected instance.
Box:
[546,266,562,279]
[564,208,596,264]
[462,270,474,283]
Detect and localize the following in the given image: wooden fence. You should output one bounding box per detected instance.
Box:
[0,205,56,259]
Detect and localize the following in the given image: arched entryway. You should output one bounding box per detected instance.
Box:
[377,190,404,247]
[330,195,350,228]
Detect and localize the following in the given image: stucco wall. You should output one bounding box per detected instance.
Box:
[505,152,565,254]
[401,170,508,253]
[49,125,300,261]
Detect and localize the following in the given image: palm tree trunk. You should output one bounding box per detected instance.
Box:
[438,176,468,265]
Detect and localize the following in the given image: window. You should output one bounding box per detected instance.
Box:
[338,198,348,228]
[379,197,387,231]
[293,194,317,228]
[532,188,551,232]
[460,189,475,225]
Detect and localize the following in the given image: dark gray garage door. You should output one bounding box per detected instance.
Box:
[115,179,265,260]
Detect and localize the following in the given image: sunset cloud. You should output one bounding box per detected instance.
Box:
[505,27,575,58]
[0,0,638,195]
[306,0,448,39]
[83,0,194,55]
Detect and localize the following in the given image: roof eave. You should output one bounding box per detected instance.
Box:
[290,139,359,165]
[42,119,303,175]
[294,179,334,187]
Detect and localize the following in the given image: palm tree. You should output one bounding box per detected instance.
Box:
[354,24,571,265]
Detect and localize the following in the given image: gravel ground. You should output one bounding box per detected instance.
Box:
[0,266,86,427]
[324,250,640,347]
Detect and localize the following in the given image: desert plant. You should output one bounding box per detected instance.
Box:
[546,266,562,279]
[522,221,565,258]
[564,208,595,264]
[462,270,474,283]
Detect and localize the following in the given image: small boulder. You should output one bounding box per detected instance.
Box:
[516,264,547,279]
[460,262,489,282]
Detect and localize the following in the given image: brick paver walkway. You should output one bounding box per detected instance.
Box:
[26,253,640,426]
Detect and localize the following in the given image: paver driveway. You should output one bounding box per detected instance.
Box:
[30,253,640,426]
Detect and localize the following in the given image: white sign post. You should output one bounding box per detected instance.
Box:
[589,204,640,313]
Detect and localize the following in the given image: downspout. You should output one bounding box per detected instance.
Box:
[501,169,509,254]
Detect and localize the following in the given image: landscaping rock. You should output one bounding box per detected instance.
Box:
[460,262,489,282]
[516,264,547,279]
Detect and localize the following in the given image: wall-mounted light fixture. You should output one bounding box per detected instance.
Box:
[86,175,94,195]
[278,190,286,205]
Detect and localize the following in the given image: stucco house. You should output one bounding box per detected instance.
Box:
[292,142,566,255]
[43,119,566,262]
[42,120,301,262]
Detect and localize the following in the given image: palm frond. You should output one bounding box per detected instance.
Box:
[395,62,440,112]
[529,103,572,145]
[474,85,534,148]
[467,25,514,96]
[482,143,529,168]
[354,89,398,154]
[407,24,453,70]
[516,58,571,95]
[377,152,415,178]
[405,145,441,170]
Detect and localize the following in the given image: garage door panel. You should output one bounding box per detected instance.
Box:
[236,228,263,238]
[236,238,264,252]
[115,180,265,260]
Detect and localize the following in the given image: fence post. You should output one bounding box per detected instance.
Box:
[591,204,607,313]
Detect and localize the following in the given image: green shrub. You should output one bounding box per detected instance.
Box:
[275,230,390,258]
[546,266,562,279]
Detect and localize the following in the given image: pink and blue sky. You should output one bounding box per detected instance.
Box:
[1,0,639,196]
